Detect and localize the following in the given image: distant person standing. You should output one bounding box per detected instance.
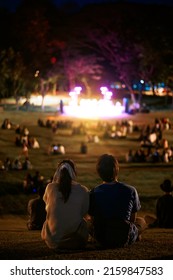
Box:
[60,100,64,114]
[89,154,146,248]
[27,186,46,230]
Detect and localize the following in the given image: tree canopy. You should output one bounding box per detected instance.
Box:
[0,0,173,101]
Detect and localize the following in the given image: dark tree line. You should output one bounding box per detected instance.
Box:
[0,0,173,104]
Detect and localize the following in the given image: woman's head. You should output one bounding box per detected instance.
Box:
[96,154,119,182]
[53,159,77,202]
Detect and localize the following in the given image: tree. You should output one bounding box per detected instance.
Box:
[85,29,141,103]
[63,52,102,96]
[0,48,26,105]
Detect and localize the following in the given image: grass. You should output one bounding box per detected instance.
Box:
[0,215,173,260]
[0,107,173,260]
[0,108,173,215]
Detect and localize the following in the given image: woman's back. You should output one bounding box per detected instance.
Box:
[44,182,89,236]
[41,159,89,250]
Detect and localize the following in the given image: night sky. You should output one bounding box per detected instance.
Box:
[0,0,173,12]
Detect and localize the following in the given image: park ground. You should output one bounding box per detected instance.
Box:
[0,107,173,260]
[0,215,173,260]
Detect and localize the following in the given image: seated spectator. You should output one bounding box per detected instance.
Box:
[89,154,146,248]
[20,135,28,146]
[38,119,45,127]
[21,142,29,157]
[23,173,34,193]
[145,179,173,228]
[168,146,173,161]
[152,148,161,163]
[23,126,30,136]
[133,148,146,163]
[93,135,100,143]
[162,138,169,149]
[127,120,133,134]
[15,135,21,147]
[148,132,157,144]
[22,157,33,170]
[125,149,134,163]
[58,144,65,155]
[32,170,44,192]
[162,148,169,163]
[3,157,12,170]
[80,142,88,154]
[1,118,12,129]
[30,137,40,149]
[52,144,59,154]
[15,124,22,134]
[27,186,46,230]
[12,158,22,170]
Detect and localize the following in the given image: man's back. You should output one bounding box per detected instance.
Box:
[89,182,140,221]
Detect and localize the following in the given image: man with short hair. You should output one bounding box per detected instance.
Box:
[89,154,146,248]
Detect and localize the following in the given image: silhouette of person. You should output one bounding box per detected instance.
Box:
[89,154,146,248]
[27,186,46,230]
[145,179,173,228]
[41,159,89,250]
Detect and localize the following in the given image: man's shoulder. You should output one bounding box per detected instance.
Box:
[92,182,137,191]
[28,196,41,205]
[118,181,138,193]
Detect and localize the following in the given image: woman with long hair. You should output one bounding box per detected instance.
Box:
[41,159,89,250]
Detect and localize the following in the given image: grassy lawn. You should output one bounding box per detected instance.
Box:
[0,108,173,216]
[0,108,173,260]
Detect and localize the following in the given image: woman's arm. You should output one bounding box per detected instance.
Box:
[130,212,137,222]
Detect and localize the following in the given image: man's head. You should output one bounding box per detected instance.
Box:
[96,154,119,182]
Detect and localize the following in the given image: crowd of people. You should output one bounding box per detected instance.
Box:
[0,156,33,171]
[125,117,173,163]
[1,115,173,251]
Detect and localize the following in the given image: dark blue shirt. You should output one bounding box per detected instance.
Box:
[89,181,141,245]
[89,181,141,221]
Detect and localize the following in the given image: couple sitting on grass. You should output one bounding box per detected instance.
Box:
[27,154,173,251]
[40,154,146,251]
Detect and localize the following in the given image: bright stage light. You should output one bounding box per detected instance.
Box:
[29,94,60,106]
[64,86,124,119]
[28,86,125,119]
[64,98,124,119]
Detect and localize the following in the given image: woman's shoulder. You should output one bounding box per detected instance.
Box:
[72,182,89,193]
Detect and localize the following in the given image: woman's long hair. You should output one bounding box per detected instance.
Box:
[57,159,77,203]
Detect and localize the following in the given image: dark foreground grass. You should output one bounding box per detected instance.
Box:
[0,216,173,260]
